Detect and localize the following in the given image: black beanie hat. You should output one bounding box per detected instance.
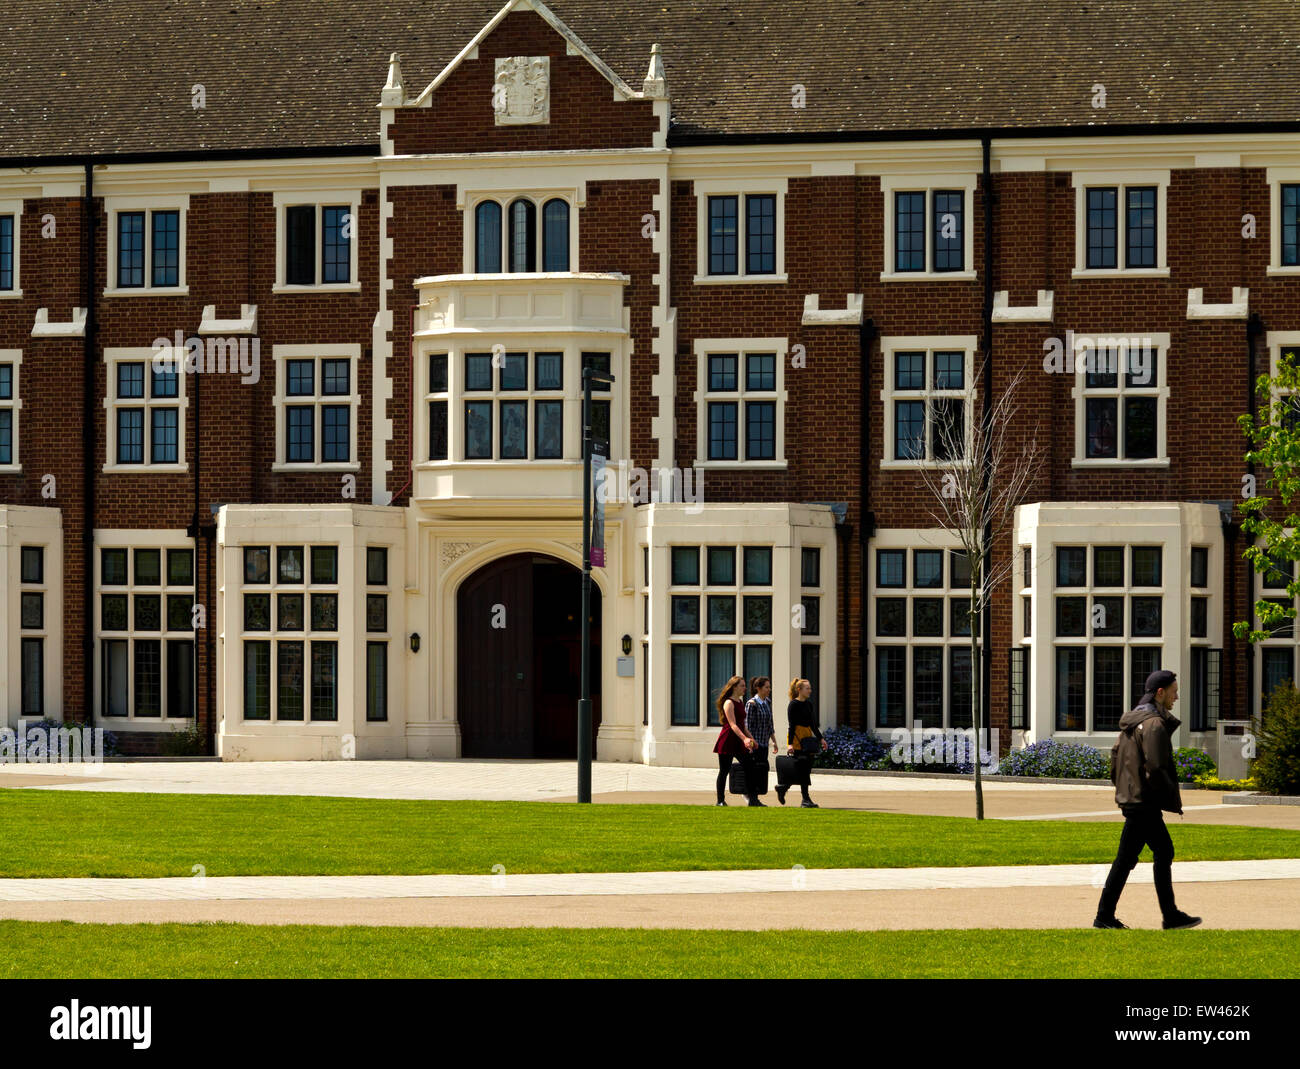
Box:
[1138,669,1177,708]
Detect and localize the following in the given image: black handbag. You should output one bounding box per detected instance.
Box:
[776,755,811,787]
[729,756,770,796]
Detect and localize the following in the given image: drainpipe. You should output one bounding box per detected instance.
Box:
[1245,312,1265,717]
[858,316,877,730]
[980,137,995,746]
[82,163,96,729]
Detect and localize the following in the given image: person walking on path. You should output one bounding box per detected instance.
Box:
[713,675,763,807]
[1093,669,1202,931]
[776,678,826,808]
[745,677,778,761]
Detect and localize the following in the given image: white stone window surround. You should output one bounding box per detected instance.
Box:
[693,178,788,285]
[102,194,190,297]
[0,199,24,298]
[235,541,343,725]
[272,344,362,472]
[93,529,196,727]
[1069,332,1170,468]
[419,342,625,466]
[692,337,788,470]
[1266,331,1300,404]
[879,174,978,282]
[1252,531,1300,716]
[1014,502,1222,746]
[0,349,21,472]
[1266,168,1300,275]
[102,347,189,473]
[461,188,581,275]
[868,529,980,733]
[878,336,979,470]
[1071,170,1171,278]
[272,190,362,293]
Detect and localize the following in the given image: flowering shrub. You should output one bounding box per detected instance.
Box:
[1173,747,1216,783]
[815,726,892,770]
[2,718,120,759]
[814,726,996,774]
[996,738,1109,779]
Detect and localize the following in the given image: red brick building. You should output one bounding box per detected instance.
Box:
[3,0,1299,763]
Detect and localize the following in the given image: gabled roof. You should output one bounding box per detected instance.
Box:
[2,0,1300,160]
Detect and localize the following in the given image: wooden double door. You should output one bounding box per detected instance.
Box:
[456,553,601,758]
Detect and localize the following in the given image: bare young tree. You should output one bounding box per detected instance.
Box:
[911,359,1045,819]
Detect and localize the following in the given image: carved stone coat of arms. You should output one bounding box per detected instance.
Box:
[493,56,550,125]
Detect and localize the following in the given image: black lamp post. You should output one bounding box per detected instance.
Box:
[579,364,614,803]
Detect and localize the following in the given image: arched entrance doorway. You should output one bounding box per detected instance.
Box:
[456,553,601,758]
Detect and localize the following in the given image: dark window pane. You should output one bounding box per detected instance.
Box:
[933,351,964,390]
[246,544,274,585]
[894,352,924,390]
[582,352,611,393]
[311,546,337,584]
[1190,547,1209,588]
[475,201,502,273]
[1055,646,1086,731]
[465,401,492,458]
[1086,187,1117,269]
[1262,647,1294,712]
[707,547,736,585]
[1190,596,1208,638]
[801,596,820,635]
[116,409,144,464]
[428,354,448,393]
[367,642,389,721]
[20,638,43,714]
[167,640,194,718]
[134,639,161,716]
[708,402,737,460]
[117,211,145,287]
[277,594,304,631]
[322,359,350,396]
[876,598,906,637]
[708,195,738,274]
[932,190,964,272]
[913,646,944,728]
[366,594,387,633]
[1125,346,1157,388]
[311,593,338,631]
[0,409,10,465]
[706,644,735,727]
[1123,397,1157,459]
[367,547,388,586]
[745,194,776,274]
[801,645,821,715]
[950,597,972,637]
[1124,186,1156,269]
[102,548,128,586]
[709,353,738,392]
[20,546,43,584]
[1023,595,1032,637]
[1092,595,1124,637]
[151,363,178,399]
[150,407,178,464]
[321,405,349,463]
[1261,551,1293,589]
[745,352,776,392]
[1131,646,1162,709]
[465,354,493,391]
[707,595,735,634]
[1055,596,1087,637]
[745,400,775,460]
[877,550,905,588]
[429,400,448,460]
[1086,398,1118,458]
[1284,184,1300,267]
[286,406,314,462]
[0,216,12,291]
[244,641,271,720]
[950,550,971,588]
[287,359,314,396]
[101,594,128,632]
[117,362,144,399]
[322,206,350,284]
[914,597,943,636]
[1093,646,1125,732]
[1056,547,1086,587]
[802,548,820,587]
[895,400,925,460]
[134,549,161,586]
[508,198,536,272]
[103,639,128,717]
[499,400,527,458]
[950,646,973,729]
[671,595,700,634]
[542,199,570,271]
[1094,547,1124,586]
[310,641,338,721]
[534,400,562,458]
[277,641,305,721]
[670,644,700,726]
[535,352,563,391]
[285,204,316,285]
[499,353,527,391]
[743,547,772,586]
[151,210,179,287]
[20,592,42,629]
[167,549,193,586]
[931,397,964,461]
[1131,546,1162,586]
[895,191,925,271]
[914,550,943,588]
[671,547,699,585]
[743,596,772,634]
[1131,596,1163,637]
[876,646,906,728]
[166,595,191,632]
[243,593,271,631]
[278,546,304,583]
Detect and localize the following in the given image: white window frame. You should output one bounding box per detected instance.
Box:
[272,344,362,472]
[0,349,21,472]
[666,543,776,731]
[693,179,788,284]
[1049,541,1169,736]
[1266,168,1300,275]
[272,191,361,293]
[0,199,23,298]
[94,531,197,726]
[1071,171,1170,277]
[462,191,579,275]
[879,175,977,282]
[103,195,189,296]
[1070,332,1170,468]
[693,338,787,470]
[879,336,978,469]
[103,347,189,473]
[237,541,342,725]
[869,532,981,731]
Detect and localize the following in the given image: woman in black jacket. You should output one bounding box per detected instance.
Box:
[776,678,826,807]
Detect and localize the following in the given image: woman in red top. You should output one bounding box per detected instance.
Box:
[713,674,763,806]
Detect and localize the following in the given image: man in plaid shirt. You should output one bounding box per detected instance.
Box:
[745,677,778,756]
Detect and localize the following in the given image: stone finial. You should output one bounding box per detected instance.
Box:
[642,42,667,98]
[381,52,405,107]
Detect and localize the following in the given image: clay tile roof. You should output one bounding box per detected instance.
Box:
[3,0,1298,158]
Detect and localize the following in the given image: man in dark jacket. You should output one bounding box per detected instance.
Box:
[1093,669,1202,930]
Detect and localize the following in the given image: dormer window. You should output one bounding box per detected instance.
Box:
[473,196,571,273]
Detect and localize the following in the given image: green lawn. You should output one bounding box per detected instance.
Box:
[3,921,1296,978]
[2,790,1299,877]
